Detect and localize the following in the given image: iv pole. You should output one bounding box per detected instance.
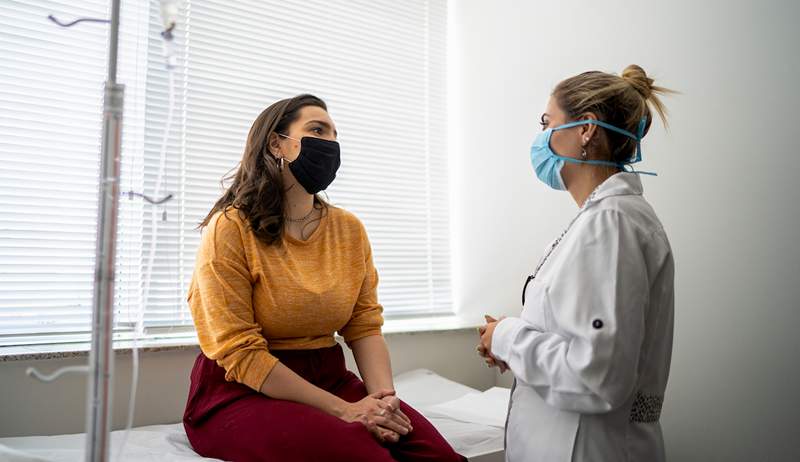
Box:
[29,2,178,459]
[86,0,123,458]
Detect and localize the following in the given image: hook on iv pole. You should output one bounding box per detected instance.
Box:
[47,15,110,28]
[26,365,89,383]
[126,190,174,205]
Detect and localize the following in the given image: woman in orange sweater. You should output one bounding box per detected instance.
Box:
[182,94,464,462]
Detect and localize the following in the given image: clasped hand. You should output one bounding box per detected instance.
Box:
[339,389,413,444]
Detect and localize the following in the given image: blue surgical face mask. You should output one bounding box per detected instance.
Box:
[530,118,647,190]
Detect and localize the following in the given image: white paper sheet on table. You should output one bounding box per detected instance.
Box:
[393,368,480,407]
[423,386,511,428]
[394,369,508,459]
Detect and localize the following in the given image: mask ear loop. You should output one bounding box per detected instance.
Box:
[275,133,299,171]
[633,117,646,163]
[266,148,285,171]
[549,118,658,175]
[623,163,657,176]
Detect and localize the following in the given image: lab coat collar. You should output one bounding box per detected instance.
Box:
[584,172,643,208]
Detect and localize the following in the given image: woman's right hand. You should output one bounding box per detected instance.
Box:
[337,389,413,444]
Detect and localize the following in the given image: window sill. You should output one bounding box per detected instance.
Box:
[0,335,202,362]
[382,313,484,335]
[0,313,484,362]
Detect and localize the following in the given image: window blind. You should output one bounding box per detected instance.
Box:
[0,0,451,347]
[0,0,152,345]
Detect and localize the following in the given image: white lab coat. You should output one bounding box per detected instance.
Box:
[492,172,674,462]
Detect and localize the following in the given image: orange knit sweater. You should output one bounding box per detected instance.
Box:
[188,206,384,391]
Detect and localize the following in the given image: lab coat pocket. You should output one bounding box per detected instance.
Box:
[529,280,558,332]
[520,278,549,331]
[539,281,558,332]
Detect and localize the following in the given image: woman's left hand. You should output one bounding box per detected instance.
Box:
[478,315,508,373]
[372,394,412,443]
[380,395,411,426]
[380,394,412,435]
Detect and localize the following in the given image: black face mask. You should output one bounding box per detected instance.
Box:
[286,136,341,194]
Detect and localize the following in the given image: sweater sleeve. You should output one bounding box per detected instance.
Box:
[188,211,279,391]
[338,222,384,346]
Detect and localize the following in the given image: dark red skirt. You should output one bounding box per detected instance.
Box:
[183,343,466,462]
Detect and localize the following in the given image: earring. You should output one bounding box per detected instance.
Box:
[581,150,588,159]
[279,157,285,171]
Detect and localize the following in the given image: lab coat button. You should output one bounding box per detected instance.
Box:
[592,319,603,329]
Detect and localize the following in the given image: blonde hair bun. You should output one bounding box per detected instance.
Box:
[622,64,654,100]
[553,66,675,161]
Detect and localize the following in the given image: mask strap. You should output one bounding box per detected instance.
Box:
[554,119,639,140]
[554,117,648,165]
[555,154,624,169]
[623,163,657,176]
[278,133,300,142]
[553,119,639,139]
[633,117,646,162]
[557,153,658,176]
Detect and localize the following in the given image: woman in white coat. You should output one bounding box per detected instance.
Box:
[478,65,675,462]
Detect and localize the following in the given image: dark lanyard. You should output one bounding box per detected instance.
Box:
[521,198,595,305]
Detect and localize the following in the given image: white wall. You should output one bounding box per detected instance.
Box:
[0,330,494,437]
[450,0,800,461]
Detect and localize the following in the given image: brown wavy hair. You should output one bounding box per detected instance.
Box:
[199,94,328,245]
